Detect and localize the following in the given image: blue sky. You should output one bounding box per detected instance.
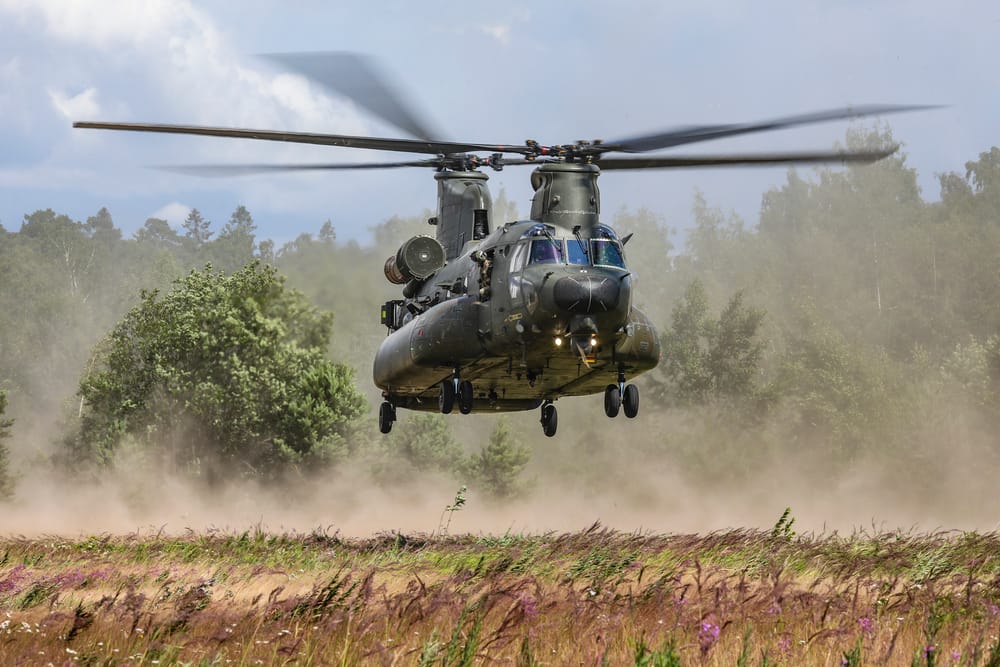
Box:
[0,0,996,245]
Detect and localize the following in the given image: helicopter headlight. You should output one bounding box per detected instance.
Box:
[590,336,598,348]
[554,336,563,347]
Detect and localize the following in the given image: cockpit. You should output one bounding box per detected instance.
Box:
[520,223,626,269]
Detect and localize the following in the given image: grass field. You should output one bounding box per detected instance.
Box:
[1,523,999,665]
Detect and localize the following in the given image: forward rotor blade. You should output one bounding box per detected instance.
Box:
[599,104,940,153]
[156,159,441,177]
[73,121,527,156]
[262,52,440,141]
[595,147,899,170]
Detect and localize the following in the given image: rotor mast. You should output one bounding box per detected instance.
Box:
[529,162,601,237]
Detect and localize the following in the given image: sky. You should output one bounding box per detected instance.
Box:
[0,0,996,246]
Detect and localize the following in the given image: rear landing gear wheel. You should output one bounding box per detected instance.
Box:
[541,402,558,437]
[458,380,474,414]
[623,384,639,418]
[378,401,395,434]
[439,380,455,414]
[604,384,621,418]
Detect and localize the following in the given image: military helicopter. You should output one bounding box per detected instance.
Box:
[74,53,931,437]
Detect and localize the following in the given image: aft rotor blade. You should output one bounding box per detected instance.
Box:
[595,147,899,170]
[262,52,440,141]
[156,159,441,177]
[599,104,940,153]
[73,121,528,156]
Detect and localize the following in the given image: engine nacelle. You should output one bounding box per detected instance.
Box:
[384,235,446,285]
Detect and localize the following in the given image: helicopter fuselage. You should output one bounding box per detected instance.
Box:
[373,163,659,419]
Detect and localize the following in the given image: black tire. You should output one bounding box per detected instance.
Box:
[458,380,474,414]
[378,401,394,434]
[604,384,621,418]
[542,404,558,437]
[439,380,455,414]
[623,384,639,418]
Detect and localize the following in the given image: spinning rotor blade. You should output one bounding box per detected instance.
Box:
[157,159,442,177]
[262,52,440,141]
[598,104,940,154]
[159,155,544,176]
[73,121,529,156]
[595,146,899,170]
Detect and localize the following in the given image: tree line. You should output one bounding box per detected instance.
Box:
[1,127,999,502]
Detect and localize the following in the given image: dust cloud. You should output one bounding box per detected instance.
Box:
[4,393,998,538]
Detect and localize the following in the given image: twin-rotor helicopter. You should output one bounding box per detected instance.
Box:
[74,53,930,437]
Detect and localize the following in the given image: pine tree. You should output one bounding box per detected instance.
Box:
[182,208,212,246]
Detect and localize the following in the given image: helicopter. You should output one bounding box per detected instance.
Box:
[74,53,932,437]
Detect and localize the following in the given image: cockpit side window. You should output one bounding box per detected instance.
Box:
[510,242,528,273]
[529,238,562,264]
[591,239,626,268]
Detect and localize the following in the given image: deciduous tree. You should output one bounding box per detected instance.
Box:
[67,262,366,482]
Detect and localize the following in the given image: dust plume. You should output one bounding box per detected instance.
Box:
[4,385,998,538]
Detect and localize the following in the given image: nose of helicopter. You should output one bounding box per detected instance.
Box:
[552,275,621,313]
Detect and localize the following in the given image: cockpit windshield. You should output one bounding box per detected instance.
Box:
[567,238,589,265]
[523,225,627,270]
[593,224,620,241]
[529,238,562,264]
[592,239,626,268]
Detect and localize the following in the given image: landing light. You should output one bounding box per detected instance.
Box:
[590,336,598,347]
[554,337,563,347]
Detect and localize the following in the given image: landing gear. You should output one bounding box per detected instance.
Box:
[378,400,396,434]
[622,383,639,419]
[540,401,558,437]
[458,380,474,414]
[605,369,640,419]
[439,379,455,414]
[441,372,473,415]
[604,384,621,418]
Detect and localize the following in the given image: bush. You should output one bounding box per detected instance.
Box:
[66,262,366,482]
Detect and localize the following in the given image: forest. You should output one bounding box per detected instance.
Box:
[1,125,999,530]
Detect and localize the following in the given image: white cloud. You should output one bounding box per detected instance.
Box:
[48,87,100,119]
[480,24,511,45]
[0,0,364,132]
[149,201,192,226]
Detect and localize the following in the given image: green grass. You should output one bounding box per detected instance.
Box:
[2,527,1000,664]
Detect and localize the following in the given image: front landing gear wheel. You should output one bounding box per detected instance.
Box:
[604,384,621,418]
[378,401,395,434]
[541,403,558,437]
[439,380,455,414]
[623,384,639,418]
[458,380,474,414]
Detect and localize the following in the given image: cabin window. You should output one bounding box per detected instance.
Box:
[473,209,489,240]
[591,239,626,268]
[529,238,562,264]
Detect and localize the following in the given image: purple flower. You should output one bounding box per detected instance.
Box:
[698,621,720,654]
[0,565,30,594]
[989,604,1000,617]
[518,594,538,618]
[777,636,792,654]
[858,616,874,635]
[951,649,961,662]
[925,644,936,658]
